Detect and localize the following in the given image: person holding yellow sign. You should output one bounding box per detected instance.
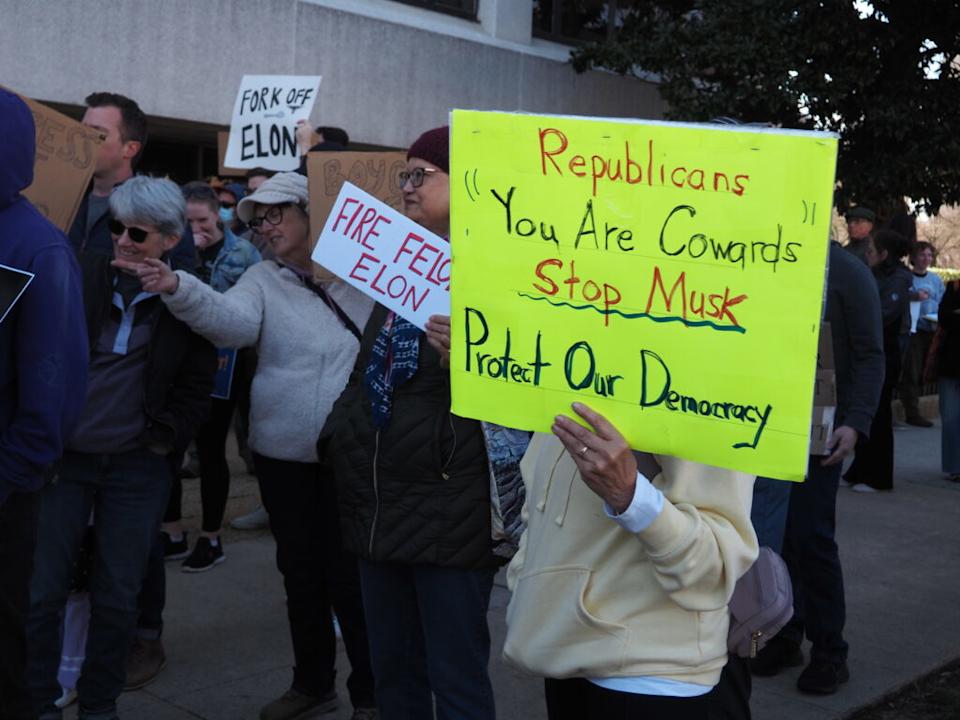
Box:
[504,402,757,718]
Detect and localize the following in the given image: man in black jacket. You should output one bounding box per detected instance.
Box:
[750,241,884,694]
[26,177,216,720]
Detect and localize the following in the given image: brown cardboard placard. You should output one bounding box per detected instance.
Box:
[810,322,837,455]
[817,321,835,371]
[20,96,105,232]
[307,151,407,281]
[809,405,837,456]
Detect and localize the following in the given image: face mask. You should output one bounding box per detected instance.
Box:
[219,207,235,224]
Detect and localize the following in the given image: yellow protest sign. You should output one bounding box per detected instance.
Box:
[449,110,838,481]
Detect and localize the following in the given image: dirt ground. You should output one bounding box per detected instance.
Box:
[848,660,960,720]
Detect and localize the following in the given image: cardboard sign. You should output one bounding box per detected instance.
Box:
[224,75,321,172]
[307,150,407,253]
[312,183,450,330]
[449,110,839,481]
[211,348,238,400]
[810,322,837,456]
[0,264,35,325]
[20,96,105,232]
[307,151,407,282]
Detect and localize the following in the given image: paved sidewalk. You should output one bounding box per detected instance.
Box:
[64,422,959,719]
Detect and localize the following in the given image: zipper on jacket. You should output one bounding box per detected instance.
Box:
[369,430,381,556]
[440,415,457,480]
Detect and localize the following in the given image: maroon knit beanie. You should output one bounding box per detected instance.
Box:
[407,126,449,173]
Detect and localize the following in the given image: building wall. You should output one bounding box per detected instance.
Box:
[0,0,664,147]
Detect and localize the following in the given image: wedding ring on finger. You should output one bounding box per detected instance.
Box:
[577,445,589,458]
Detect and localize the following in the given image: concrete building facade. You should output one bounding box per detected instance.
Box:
[1,0,664,177]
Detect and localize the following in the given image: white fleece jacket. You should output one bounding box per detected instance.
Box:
[504,433,758,686]
[163,261,373,463]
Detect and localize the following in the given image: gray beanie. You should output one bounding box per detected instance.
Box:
[237,172,309,223]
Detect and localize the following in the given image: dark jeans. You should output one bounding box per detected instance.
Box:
[135,532,165,639]
[0,492,40,720]
[708,655,751,720]
[165,395,236,532]
[254,454,374,708]
[544,677,712,719]
[779,455,848,660]
[750,477,792,553]
[358,559,496,720]
[26,450,171,720]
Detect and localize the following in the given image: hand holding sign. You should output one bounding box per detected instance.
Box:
[821,425,857,466]
[552,403,642,515]
[425,314,452,368]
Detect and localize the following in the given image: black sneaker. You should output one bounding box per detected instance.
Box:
[181,537,225,573]
[797,656,849,694]
[260,688,337,720]
[750,635,804,676]
[124,637,166,690]
[162,531,189,561]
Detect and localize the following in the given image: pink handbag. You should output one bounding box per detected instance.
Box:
[727,547,794,658]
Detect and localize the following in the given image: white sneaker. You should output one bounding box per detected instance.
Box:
[851,483,878,493]
[839,479,852,488]
[55,687,77,709]
[230,505,269,530]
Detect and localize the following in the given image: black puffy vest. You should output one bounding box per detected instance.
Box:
[322,305,497,569]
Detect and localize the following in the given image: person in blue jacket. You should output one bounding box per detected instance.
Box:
[0,89,90,720]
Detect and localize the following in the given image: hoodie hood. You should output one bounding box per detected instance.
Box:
[0,89,36,212]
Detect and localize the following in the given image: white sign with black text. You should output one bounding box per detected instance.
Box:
[224,75,322,172]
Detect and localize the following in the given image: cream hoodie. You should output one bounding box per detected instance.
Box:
[504,433,758,686]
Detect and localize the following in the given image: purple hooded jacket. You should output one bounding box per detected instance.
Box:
[0,89,89,505]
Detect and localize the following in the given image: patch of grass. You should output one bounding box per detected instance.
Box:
[847,659,960,720]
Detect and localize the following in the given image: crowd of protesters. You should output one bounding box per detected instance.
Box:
[0,84,954,720]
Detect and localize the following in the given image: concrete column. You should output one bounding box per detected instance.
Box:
[478,0,533,45]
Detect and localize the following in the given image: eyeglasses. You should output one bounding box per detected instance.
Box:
[398,167,440,189]
[248,204,289,231]
[108,218,154,244]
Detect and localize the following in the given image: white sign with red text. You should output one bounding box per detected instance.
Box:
[312,182,451,329]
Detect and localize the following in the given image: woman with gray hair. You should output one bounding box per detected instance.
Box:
[26,176,218,720]
[118,172,377,720]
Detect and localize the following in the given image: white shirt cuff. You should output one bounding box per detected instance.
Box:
[603,472,664,534]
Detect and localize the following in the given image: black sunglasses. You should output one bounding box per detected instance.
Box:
[248,204,289,231]
[108,218,153,244]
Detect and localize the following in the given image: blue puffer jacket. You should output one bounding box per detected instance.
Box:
[205,227,261,293]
